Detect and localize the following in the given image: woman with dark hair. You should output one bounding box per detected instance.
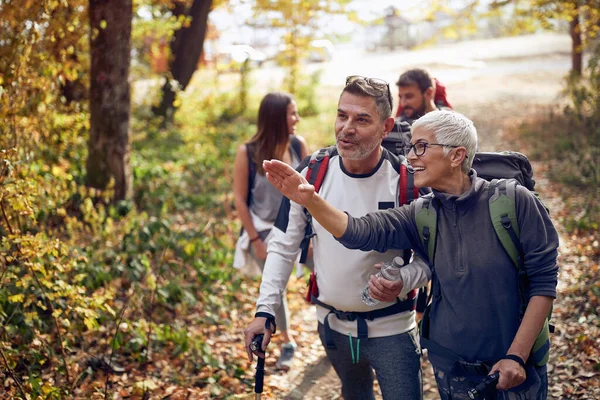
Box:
[233,92,309,370]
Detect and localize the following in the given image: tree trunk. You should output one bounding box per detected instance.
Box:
[88,0,133,201]
[154,0,213,118]
[570,6,582,76]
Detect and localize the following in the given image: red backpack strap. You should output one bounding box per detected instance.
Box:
[398,158,419,265]
[299,147,334,265]
[305,147,333,192]
[398,158,419,206]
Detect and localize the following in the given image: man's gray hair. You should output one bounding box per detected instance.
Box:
[342,79,392,121]
[411,110,478,174]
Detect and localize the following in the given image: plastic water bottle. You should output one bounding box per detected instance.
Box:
[361,256,404,306]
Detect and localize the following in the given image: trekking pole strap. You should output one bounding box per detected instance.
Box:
[254,312,277,334]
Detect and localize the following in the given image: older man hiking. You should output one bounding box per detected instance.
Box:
[243,76,431,399]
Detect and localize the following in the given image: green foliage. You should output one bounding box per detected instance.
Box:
[131,1,187,78]
[0,0,345,397]
[0,5,247,396]
[290,70,323,118]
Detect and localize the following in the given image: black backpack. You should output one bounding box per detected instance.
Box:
[471,151,536,191]
[384,122,538,194]
[382,119,412,157]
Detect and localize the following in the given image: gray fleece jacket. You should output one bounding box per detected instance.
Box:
[339,170,559,369]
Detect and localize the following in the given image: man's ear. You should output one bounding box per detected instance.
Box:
[450,147,468,168]
[382,117,395,139]
[424,86,435,102]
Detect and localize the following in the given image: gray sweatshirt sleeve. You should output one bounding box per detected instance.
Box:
[515,185,559,298]
[398,254,431,298]
[338,204,422,254]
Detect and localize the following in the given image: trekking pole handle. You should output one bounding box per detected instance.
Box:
[467,372,500,399]
[251,334,265,398]
[250,334,264,354]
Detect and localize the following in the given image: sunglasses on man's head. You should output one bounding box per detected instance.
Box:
[345,75,393,110]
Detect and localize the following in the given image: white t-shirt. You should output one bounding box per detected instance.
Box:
[256,148,430,338]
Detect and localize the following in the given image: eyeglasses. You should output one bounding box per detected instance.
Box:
[409,142,459,156]
[345,75,393,110]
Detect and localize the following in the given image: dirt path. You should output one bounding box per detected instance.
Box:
[252,62,588,399]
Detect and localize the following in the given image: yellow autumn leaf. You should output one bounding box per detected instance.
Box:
[84,317,98,330]
[135,379,159,390]
[183,242,196,256]
[8,294,24,303]
[146,273,157,290]
[104,303,116,317]
[51,165,64,177]
[42,383,55,394]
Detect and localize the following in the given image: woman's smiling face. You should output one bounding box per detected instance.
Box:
[286,100,300,135]
[408,126,454,190]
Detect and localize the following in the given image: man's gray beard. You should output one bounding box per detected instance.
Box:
[336,137,381,161]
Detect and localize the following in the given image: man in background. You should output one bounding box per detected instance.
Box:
[396,68,452,124]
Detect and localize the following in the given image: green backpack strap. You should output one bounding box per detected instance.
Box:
[488,179,521,269]
[414,195,437,264]
[488,179,551,367]
[414,195,438,343]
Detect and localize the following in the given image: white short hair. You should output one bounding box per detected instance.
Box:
[411,110,478,174]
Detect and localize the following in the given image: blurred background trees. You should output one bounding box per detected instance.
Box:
[153,0,214,118]
[250,0,350,94]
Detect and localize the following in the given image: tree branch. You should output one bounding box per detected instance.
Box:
[0,198,14,235]
[103,300,129,400]
[0,345,27,399]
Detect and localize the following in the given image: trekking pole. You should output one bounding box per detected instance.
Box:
[467,372,500,399]
[250,334,265,400]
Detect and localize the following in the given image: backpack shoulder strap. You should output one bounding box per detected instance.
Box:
[398,158,420,206]
[488,179,553,366]
[488,179,521,270]
[305,146,335,192]
[245,143,256,206]
[414,194,439,343]
[414,194,437,264]
[290,135,302,160]
[299,146,335,263]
